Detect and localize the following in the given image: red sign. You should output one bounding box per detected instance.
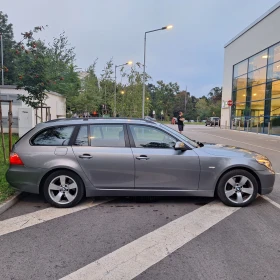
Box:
[227,100,233,106]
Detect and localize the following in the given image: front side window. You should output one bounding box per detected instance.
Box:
[130,125,176,149]
[31,126,75,146]
[89,125,125,147]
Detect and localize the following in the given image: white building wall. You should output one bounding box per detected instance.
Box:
[0,87,66,135]
[222,5,280,126]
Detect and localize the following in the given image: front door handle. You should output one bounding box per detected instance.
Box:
[79,154,93,159]
[136,155,150,160]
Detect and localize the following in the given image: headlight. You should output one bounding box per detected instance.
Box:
[255,155,272,170]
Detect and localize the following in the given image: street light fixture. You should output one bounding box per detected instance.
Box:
[114,61,132,117]
[142,25,173,118]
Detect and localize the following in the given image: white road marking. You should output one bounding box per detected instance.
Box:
[60,201,240,280]
[186,131,280,153]
[0,199,111,237]
[262,196,280,210]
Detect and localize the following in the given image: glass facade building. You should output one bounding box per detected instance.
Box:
[232,42,280,135]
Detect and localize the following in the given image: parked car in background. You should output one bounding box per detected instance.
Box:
[202,120,206,123]
[6,118,274,208]
[190,120,195,123]
[205,117,220,126]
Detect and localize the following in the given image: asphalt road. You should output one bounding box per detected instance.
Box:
[0,125,280,280]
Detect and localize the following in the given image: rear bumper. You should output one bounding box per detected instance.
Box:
[256,169,275,195]
[6,166,45,194]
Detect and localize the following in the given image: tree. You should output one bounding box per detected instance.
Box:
[196,98,210,120]
[99,59,114,115]
[208,87,222,103]
[149,81,179,120]
[119,62,147,118]
[74,62,101,114]
[0,11,17,84]
[14,26,66,123]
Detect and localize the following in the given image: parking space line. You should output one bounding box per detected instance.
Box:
[188,131,280,153]
[262,196,280,210]
[0,199,111,237]
[60,201,239,280]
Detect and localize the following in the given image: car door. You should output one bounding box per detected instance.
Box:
[128,124,200,190]
[72,124,134,189]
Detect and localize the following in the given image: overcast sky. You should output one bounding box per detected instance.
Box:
[1,0,280,97]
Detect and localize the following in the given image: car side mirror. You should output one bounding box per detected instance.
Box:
[174,141,187,151]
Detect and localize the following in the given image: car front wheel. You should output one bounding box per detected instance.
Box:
[43,170,85,208]
[217,169,258,207]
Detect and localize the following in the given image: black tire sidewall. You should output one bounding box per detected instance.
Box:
[43,170,85,208]
[217,169,258,207]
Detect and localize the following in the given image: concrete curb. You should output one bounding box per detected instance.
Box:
[0,192,22,215]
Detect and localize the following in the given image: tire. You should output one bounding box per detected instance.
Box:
[217,169,258,207]
[43,170,85,208]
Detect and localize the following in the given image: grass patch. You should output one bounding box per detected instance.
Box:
[0,134,19,203]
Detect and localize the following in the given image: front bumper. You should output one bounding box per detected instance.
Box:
[6,166,45,194]
[256,169,275,195]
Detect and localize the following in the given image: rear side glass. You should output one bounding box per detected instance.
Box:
[89,125,125,147]
[31,126,75,146]
[74,126,88,146]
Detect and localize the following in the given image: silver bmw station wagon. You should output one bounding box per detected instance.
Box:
[6,118,275,208]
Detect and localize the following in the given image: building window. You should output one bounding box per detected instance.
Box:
[267,61,280,82]
[268,42,280,65]
[232,41,280,135]
[233,74,247,90]
[233,60,248,78]
[250,100,265,117]
[248,67,267,87]
[248,50,268,72]
[251,84,266,101]
[271,80,280,99]
[235,103,246,117]
[236,89,246,103]
[271,98,280,116]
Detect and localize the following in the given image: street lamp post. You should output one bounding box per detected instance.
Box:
[114,61,132,117]
[142,25,173,118]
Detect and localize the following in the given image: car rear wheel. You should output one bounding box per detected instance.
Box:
[43,170,85,208]
[217,169,258,207]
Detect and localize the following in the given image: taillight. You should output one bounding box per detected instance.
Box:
[9,153,24,165]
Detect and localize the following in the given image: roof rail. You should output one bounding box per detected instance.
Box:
[44,117,156,123]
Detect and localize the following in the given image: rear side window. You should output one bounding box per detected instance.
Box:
[31,126,75,146]
[74,126,88,146]
[89,125,125,147]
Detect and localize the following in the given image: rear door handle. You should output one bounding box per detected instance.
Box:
[136,155,150,160]
[79,154,93,159]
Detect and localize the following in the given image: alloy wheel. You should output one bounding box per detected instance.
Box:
[224,175,254,204]
[48,175,78,205]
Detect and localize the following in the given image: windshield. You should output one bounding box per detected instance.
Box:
[159,124,200,148]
